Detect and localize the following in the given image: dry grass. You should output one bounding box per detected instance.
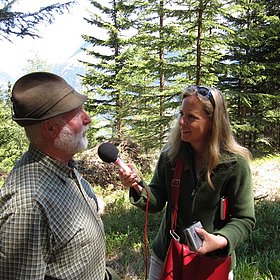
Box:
[251,155,280,201]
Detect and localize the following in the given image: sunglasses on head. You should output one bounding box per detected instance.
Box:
[196,86,215,109]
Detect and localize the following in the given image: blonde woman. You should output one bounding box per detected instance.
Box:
[119,86,255,280]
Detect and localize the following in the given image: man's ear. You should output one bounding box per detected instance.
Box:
[40,119,60,139]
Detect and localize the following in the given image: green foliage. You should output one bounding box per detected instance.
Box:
[0,0,75,41]
[226,90,280,154]
[0,92,28,175]
[81,0,279,154]
[82,0,237,151]
[235,199,280,279]
[95,186,163,279]
[219,0,280,153]
[81,0,140,140]
[22,53,52,73]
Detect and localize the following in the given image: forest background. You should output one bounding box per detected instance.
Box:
[0,0,279,279]
[0,0,279,162]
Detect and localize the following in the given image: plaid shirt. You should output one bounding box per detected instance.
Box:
[0,145,106,279]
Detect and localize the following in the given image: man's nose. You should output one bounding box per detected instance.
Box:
[82,109,92,124]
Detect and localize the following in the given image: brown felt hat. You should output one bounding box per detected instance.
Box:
[11,72,87,127]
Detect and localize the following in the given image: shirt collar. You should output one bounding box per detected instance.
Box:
[28,145,76,177]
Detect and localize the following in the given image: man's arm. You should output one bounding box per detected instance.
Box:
[0,208,49,279]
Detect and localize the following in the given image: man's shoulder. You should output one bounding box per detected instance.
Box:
[1,152,66,210]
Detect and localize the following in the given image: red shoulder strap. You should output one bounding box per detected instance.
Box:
[171,157,185,230]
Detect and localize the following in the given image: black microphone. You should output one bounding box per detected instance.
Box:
[98,142,144,192]
[97,142,132,173]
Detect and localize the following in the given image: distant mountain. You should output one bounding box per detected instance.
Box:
[51,61,86,92]
[50,42,90,91]
[0,72,14,89]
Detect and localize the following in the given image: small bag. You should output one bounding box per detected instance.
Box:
[160,238,231,280]
[159,158,231,280]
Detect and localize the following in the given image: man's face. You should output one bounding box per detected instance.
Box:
[54,106,91,155]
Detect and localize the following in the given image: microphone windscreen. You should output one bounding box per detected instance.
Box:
[98,142,118,163]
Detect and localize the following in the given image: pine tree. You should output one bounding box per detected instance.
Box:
[118,0,188,150]
[220,0,280,152]
[125,0,228,150]
[169,0,227,86]
[0,0,74,40]
[81,0,138,140]
[81,0,280,153]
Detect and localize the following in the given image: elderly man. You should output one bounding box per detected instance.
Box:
[0,72,119,280]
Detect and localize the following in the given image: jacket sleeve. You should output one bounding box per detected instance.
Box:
[214,156,256,255]
[129,151,169,213]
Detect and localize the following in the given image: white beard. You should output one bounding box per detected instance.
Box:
[54,124,88,155]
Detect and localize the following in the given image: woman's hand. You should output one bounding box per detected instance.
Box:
[118,164,143,194]
[195,228,228,255]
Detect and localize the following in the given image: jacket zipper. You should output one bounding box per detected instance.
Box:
[188,188,197,225]
[188,163,198,225]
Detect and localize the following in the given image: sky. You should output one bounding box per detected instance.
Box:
[0,0,93,83]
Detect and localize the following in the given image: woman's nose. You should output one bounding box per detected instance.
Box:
[179,116,187,126]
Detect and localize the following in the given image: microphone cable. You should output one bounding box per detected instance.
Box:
[143,187,150,280]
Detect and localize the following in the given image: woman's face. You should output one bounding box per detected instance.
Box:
[179,96,212,153]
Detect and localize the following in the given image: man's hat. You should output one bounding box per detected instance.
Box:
[11,72,87,127]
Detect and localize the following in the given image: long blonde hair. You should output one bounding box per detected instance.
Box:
[166,85,251,189]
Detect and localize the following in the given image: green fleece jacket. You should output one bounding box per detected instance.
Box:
[129,143,256,269]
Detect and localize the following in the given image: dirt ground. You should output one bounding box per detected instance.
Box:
[251,156,280,201]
